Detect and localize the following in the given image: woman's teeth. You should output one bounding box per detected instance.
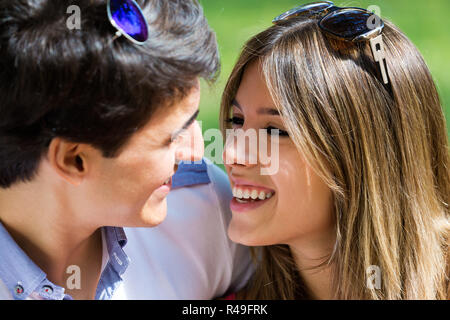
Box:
[232,186,274,202]
[163,177,171,185]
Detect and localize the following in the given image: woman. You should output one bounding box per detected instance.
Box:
[220,2,449,299]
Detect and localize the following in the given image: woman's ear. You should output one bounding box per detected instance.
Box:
[46,138,93,186]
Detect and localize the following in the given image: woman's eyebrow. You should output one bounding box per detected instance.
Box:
[232,98,279,116]
[231,98,243,111]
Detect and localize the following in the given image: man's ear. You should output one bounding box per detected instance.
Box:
[47,138,93,186]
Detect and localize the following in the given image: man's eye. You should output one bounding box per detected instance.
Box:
[265,126,289,137]
[170,129,188,144]
[225,117,244,126]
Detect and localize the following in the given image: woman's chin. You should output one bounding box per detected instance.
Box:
[227,220,262,247]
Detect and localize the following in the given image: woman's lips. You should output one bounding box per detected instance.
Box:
[229,176,276,213]
[230,194,274,213]
[230,177,275,193]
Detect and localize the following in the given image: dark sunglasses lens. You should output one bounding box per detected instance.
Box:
[320,9,378,40]
[273,1,334,22]
[110,0,148,42]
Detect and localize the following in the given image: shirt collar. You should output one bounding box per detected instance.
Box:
[171,158,211,189]
[0,222,128,300]
[103,226,129,276]
[0,221,48,300]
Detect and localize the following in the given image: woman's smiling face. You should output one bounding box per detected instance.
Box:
[223,62,335,248]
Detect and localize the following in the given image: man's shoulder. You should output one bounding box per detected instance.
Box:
[117,159,245,299]
[169,158,232,220]
[203,158,232,197]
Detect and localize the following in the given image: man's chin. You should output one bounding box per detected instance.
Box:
[137,198,168,227]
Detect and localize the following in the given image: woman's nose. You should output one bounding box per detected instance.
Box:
[223,128,259,170]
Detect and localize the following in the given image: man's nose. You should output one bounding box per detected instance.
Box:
[175,121,204,163]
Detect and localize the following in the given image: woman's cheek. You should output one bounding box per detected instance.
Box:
[273,147,312,216]
[275,147,303,193]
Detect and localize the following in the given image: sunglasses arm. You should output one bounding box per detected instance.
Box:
[106,30,123,46]
[113,30,123,39]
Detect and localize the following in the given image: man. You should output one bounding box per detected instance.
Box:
[0,0,253,300]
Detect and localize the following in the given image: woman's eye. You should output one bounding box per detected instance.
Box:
[225,116,244,127]
[265,126,290,137]
[225,118,289,137]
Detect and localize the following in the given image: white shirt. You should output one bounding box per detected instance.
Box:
[113,159,254,299]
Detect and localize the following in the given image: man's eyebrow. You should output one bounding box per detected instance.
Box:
[232,98,279,116]
[171,109,200,140]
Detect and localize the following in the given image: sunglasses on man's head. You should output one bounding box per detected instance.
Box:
[273,1,390,85]
[107,0,149,45]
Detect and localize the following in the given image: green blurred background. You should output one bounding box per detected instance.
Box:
[197,0,450,161]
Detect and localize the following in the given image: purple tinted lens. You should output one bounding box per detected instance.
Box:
[110,0,148,43]
[320,9,381,40]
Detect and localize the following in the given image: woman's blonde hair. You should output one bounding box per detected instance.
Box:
[220,18,450,299]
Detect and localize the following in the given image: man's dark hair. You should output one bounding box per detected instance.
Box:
[0,0,219,188]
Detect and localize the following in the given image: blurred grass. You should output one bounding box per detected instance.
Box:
[197,0,450,144]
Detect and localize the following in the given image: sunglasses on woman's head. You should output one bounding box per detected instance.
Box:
[273,1,390,85]
[107,0,149,45]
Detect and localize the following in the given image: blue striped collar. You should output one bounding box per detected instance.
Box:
[171,158,211,189]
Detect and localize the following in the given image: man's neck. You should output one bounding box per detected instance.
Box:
[0,181,103,299]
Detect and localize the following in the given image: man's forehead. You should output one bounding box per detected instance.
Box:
[152,88,200,125]
[129,87,200,146]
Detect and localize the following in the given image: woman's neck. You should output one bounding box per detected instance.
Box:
[288,229,337,300]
